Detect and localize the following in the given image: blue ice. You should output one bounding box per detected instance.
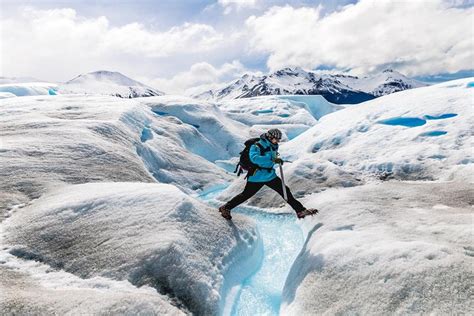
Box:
[48,88,57,95]
[467,82,474,88]
[152,110,169,116]
[286,126,310,140]
[377,117,426,127]
[418,131,447,137]
[140,128,153,142]
[253,109,274,115]
[428,155,446,160]
[278,95,338,120]
[196,183,230,200]
[424,113,458,120]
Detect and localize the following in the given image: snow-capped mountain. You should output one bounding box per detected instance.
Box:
[194,68,426,104]
[336,68,427,96]
[58,70,164,98]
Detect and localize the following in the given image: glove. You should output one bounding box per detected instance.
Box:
[273,157,284,165]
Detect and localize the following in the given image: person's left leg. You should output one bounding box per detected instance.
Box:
[264,176,306,213]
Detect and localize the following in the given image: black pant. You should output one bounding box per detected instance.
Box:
[225,176,305,213]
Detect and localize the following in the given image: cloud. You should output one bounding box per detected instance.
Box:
[246,0,474,76]
[141,60,248,95]
[218,0,258,15]
[1,7,228,81]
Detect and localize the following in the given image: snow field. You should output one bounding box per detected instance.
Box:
[0,94,241,212]
[281,78,473,183]
[0,250,185,315]
[281,180,473,315]
[4,182,259,315]
[217,95,339,140]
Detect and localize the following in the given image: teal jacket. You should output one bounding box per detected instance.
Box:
[248,135,278,182]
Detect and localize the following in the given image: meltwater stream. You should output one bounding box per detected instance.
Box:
[198,186,304,316]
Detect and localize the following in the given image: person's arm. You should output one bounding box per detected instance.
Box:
[249,144,274,168]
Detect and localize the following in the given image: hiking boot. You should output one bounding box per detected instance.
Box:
[219,205,232,220]
[297,208,319,219]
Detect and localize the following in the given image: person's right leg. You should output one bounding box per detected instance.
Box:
[264,176,306,213]
[224,181,265,210]
[264,177,318,218]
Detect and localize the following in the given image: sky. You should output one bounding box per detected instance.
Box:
[1,0,473,94]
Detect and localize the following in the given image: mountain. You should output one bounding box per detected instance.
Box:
[58,70,164,98]
[193,68,426,104]
[335,68,427,97]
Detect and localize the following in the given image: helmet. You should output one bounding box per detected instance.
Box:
[266,128,282,140]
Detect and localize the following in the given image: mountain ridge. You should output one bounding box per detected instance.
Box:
[193,67,426,104]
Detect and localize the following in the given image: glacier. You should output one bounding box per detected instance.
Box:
[0,82,58,98]
[1,78,472,315]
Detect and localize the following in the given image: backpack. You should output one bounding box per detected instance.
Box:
[234,138,273,178]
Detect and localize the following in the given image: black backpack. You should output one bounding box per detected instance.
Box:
[234,138,273,178]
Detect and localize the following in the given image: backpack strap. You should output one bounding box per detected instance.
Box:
[253,142,273,173]
[255,142,271,155]
[234,163,240,174]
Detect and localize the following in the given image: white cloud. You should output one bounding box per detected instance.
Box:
[246,0,474,76]
[141,60,248,95]
[218,0,258,15]
[1,7,227,81]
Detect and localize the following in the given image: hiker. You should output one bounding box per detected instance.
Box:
[219,128,318,220]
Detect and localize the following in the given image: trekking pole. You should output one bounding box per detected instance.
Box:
[279,162,288,201]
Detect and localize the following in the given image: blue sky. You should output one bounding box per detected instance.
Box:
[1,0,472,93]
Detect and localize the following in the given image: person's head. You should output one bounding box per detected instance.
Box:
[266,128,282,144]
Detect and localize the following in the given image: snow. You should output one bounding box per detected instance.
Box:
[3,182,259,315]
[0,94,236,211]
[217,94,341,141]
[58,70,164,98]
[281,78,473,184]
[0,249,184,315]
[0,82,58,97]
[0,92,16,99]
[139,95,250,160]
[337,69,426,96]
[281,180,473,315]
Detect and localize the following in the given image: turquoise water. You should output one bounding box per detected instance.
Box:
[378,113,458,128]
[230,209,303,315]
[378,117,426,127]
[419,131,448,137]
[424,113,457,120]
[198,187,304,315]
